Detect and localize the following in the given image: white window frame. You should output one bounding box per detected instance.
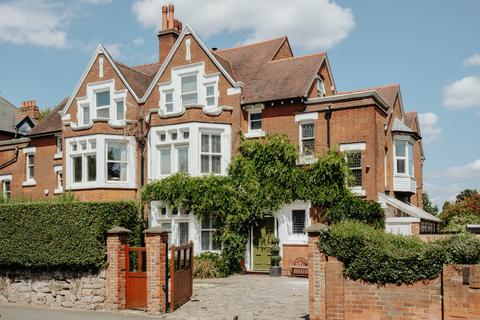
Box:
[66,134,136,190]
[394,138,414,177]
[245,104,265,138]
[1,175,12,201]
[205,83,217,107]
[114,98,125,122]
[316,76,326,97]
[22,147,36,186]
[163,90,174,114]
[180,73,199,107]
[201,215,221,252]
[55,135,63,159]
[54,166,63,194]
[300,122,315,156]
[200,132,222,175]
[95,90,111,120]
[340,142,366,196]
[106,141,129,183]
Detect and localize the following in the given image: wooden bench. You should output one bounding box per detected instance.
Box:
[288,257,309,277]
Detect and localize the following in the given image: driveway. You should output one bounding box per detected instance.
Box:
[0,275,308,320]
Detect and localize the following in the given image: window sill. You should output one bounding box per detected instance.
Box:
[350,186,366,197]
[54,189,63,195]
[244,130,265,139]
[22,180,36,187]
[54,153,62,160]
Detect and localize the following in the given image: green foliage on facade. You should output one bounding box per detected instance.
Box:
[142,135,385,275]
[0,201,141,270]
[319,221,480,285]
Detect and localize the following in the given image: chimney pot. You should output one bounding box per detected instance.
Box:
[162,5,168,31]
[168,4,175,29]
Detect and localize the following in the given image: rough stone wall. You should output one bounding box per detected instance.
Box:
[0,269,106,310]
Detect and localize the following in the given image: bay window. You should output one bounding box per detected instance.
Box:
[178,221,189,244]
[177,146,189,173]
[200,133,221,174]
[300,123,315,155]
[73,156,82,183]
[160,147,172,175]
[181,74,198,107]
[394,140,414,176]
[107,142,128,182]
[95,91,110,119]
[201,215,221,251]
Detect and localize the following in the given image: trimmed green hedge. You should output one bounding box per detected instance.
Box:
[0,201,142,270]
[319,221,480,285]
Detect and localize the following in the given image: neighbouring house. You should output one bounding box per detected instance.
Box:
[0,4,440,273]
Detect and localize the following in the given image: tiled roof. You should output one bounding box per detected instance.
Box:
[130,62,162,76]
[114,61,159,98]
[215,37,325,104]
[28,98,68,136]
[0,96,20,134]
[392,117,414,133]
[337,84,400,109]
[404,111,417,131]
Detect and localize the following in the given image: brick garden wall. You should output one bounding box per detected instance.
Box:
[307,230,480,320]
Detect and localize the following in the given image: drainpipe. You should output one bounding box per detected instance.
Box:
[325,106,332,148]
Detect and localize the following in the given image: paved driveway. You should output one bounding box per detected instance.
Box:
[0,275,308,320]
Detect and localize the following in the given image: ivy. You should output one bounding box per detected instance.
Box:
[142,135,383,274]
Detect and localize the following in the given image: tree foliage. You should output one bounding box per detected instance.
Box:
[422,192,438,216]
[440,192,480,232]
[142,135,385,274]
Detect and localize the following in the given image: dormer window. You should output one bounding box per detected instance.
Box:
[316,76,325,97]
[181,74,198,107]
[95,91,110,119]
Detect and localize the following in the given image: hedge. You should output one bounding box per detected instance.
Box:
[0,201,142,270]
[319,221,480,285]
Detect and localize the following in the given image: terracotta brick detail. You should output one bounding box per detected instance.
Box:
[144,232,169,314]
[308,233,480,320]
[282,244,309,276]
[105,232,128,310]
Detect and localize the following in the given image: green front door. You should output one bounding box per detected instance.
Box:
[252,216,275,271]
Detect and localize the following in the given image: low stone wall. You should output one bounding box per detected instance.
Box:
[0,269,106,310]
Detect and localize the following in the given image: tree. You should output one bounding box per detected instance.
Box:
[422,192,438,215]
[456,189,479,202]
[39,108,52,121]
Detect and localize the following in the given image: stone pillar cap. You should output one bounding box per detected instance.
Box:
[143,226,171,234]
[107,226,132,234]
[304,223,329,233]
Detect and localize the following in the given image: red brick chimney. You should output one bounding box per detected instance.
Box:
[158,4,183,63]
[19,100,40,121]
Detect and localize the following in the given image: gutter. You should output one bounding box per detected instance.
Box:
[0,146,19,170]
[306,90,390,114]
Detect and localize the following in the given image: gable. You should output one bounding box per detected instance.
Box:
[272,38,293,61]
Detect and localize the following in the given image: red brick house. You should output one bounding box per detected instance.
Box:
[0,4,439,272]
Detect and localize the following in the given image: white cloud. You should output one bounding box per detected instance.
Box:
[464,54,480,67]
[418,112,442,142]
[432,160,480,179]
[424,182,463,207]
[443,76,480,109]
[133,37,144,46]
[104,43,122,58]
[0,0,68,48]
[132,0,355,51]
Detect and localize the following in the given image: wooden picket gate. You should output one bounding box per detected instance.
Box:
[170,242,194,310]
[125,246,147,310]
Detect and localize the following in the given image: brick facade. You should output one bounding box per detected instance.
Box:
[307,230,480,320]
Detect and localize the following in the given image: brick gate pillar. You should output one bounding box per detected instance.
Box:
[305,223,329,320]
[144,226,169,315]
[105,226,132,311]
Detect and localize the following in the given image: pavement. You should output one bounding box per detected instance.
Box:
[0,275,308,320]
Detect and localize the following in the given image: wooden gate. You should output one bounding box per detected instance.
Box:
[125,246,147,310]
[170,242,193,310]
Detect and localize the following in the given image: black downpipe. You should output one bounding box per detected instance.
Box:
[165,238,170,312]
[325,107,332,148]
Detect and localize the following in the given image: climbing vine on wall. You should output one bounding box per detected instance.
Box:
[142,135,383,274]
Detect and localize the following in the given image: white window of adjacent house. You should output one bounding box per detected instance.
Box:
[106,142,128,182]
[164,91,174,113]
[206,84,216,106]
[316,76,325,97]
[2,180,11,201]
[201,215,221,251]
[300,123,315,155]
[346,152,362,187]
[115,100,125,121]
[249,112,262,131]
[292,210,306,234]
[200,133,221,174]
[72,155,82,183]
[95,91,110,119]
[86,154,97,182]
[181,74,198,107]
[394,140,414,176]
[26,153,35,181]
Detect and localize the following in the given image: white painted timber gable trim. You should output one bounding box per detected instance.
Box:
[339,142,366,152]
[61,44,140,115]
[141,24,241,103]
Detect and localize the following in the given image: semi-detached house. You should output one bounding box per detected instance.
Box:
[0,4,440,273]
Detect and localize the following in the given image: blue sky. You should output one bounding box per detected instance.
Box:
[0,0,479,206]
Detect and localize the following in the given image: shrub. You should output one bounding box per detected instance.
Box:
[0,201,141,270]
[319,221,480,285]
[193,252,225,279]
